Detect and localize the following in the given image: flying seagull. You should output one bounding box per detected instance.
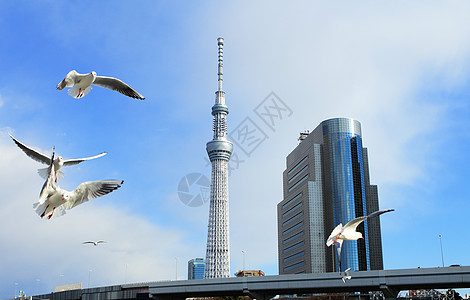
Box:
[326,208,394,272]
[10,134,107,182]
[34,157,124,219]
[82,241,107,246]
[57,70,145,100]
[342,268,352,283]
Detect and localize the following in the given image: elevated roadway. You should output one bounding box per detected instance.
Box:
[34,266,470,300]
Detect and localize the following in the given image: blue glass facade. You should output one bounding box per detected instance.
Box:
[322,118,370,272]
[188,258,205,280]
[278,117,382,275]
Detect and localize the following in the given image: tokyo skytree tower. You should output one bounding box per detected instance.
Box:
[204,37,233,279]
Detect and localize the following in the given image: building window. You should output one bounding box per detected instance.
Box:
[283,221,303,235]
[282,202,302,218]
[283,261,305,271]
[283,231,303,244]
[288,174,309,192]
[288,156,308,175]
[282,192,302,209]
[282,211,303,227]
[284,251,304,263]
[288,165,308,184]
[283,241,304,253]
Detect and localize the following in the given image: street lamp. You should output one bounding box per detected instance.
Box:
[439,235,445,267]
[175,257,178,280]
[88,270,92,288]
[36,279,40,295]
[242,251,246,271]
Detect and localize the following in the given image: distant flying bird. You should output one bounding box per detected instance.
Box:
[342,268,352,283]
[34,157,124,219]
[57,70,145,100]
[326,208,394,272]
[82,241,107,246]
[10,134,107,182]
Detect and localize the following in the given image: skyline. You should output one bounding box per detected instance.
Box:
[1,1,470,298]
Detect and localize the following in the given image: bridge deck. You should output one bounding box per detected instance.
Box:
[34,266,470,300]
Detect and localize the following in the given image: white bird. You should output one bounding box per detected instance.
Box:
[34,155,123,220]
[342,268,352,283]
[326,208,394,272]
[57,70,145,100]
[82,241,107,246]
[10,134,107,182]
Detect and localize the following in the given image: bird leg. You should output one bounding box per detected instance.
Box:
[334,234,341,243]
[41,205,50,218]
[48,207,56,220]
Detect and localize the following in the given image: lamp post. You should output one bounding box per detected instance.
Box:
[124,264,128,284]
[88,269,92,288]
[175,257,178,280]
[439,235,445,267]
[36,279,40,295]
[242,251,246,271]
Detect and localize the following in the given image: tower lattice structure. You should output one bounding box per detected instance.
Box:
[204,37,233,279]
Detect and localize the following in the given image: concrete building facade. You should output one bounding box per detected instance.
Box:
[278,118,384,274]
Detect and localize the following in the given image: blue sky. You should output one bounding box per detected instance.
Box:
[1,1,470,298]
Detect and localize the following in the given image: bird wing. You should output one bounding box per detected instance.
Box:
[62,152,107,167]
[93,76,145,100]
[57,70,81,90]
[343,209,395,233]
[38,149,57,204]
[63,180,124,209]
[326,223,343,246]
[366,208,395,219]
[9,134,51,165]
[82,241,95,245]
[343,216,368,232]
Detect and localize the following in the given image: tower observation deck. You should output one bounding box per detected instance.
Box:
[204,37,233,279]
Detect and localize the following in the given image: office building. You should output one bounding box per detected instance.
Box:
[277,118,384,274]
[188,258,205,280]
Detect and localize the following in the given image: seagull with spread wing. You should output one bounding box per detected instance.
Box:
[10,134,107,182]
[57,70,145,100]
[82,241,107,246]
[34,155,124,220]
[326,209,394,272]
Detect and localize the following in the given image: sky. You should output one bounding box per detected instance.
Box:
[1,0,470,298]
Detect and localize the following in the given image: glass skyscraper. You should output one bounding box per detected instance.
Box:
[277,118,384,274]
[188,258,205,280]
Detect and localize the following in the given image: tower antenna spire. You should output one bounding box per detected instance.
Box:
[217,37,224,92]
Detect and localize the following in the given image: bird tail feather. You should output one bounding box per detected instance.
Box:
[68,85,92,98]
[37,167,65,180]
[33,202,46,217]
